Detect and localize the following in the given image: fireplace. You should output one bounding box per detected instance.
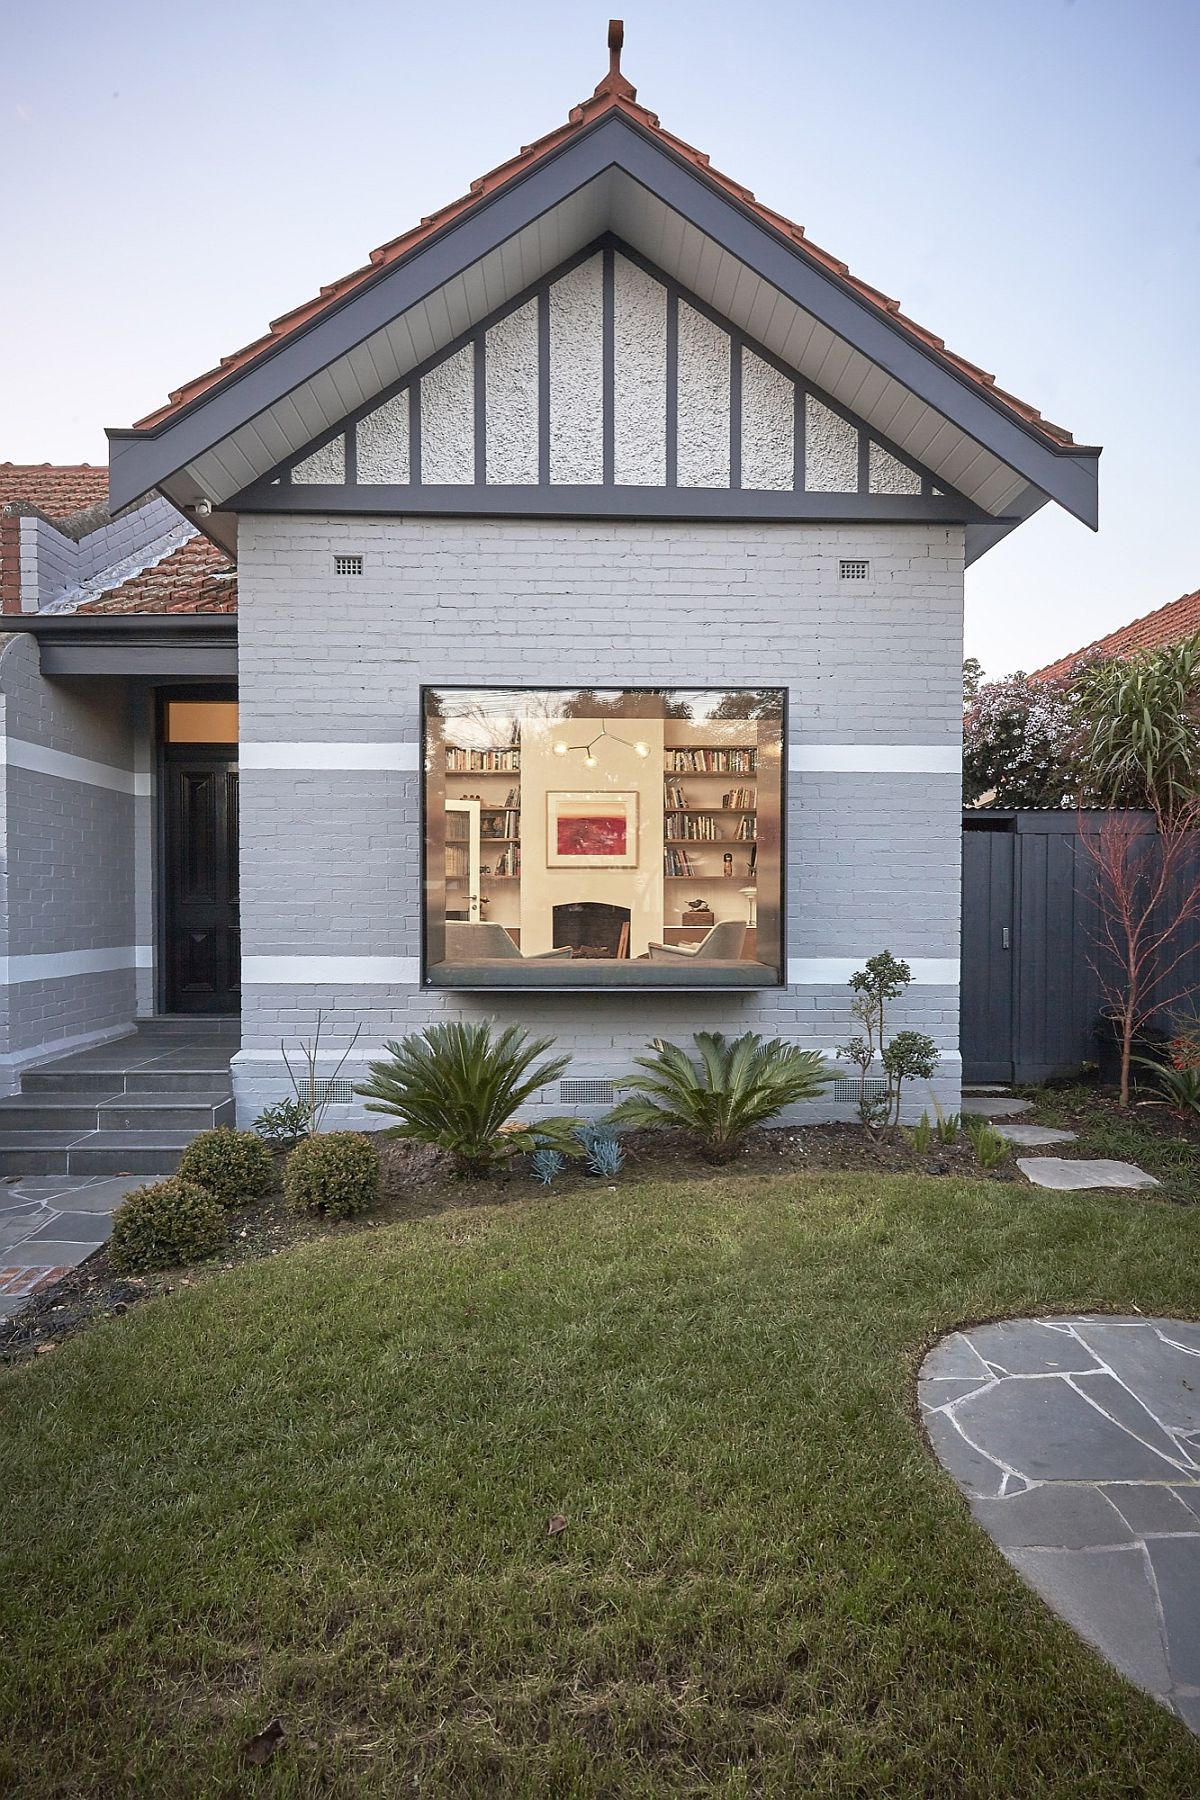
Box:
[552,901,631,959]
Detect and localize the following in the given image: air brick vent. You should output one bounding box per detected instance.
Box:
[300,1077,354,1106]
[839,558,870,581]
[560,1078,615,1106]
[334,554,364,576]
[831,1077,889,1104]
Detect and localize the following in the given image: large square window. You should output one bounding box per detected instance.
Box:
[422,687,785,988]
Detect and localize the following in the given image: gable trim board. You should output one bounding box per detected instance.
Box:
[106,113,1098,549]
[235,238,974,522]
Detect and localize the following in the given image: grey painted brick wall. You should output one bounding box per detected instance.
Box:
[233,515,964,1127]
[0,634,142,1084]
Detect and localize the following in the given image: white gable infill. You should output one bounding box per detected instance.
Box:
[107,110,1099,562]
[239,242,967,520]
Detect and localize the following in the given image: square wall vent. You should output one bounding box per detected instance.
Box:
[334,554,364,576]
[839,558,870,582]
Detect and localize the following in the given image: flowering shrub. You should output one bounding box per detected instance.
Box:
[963,672,1077,809]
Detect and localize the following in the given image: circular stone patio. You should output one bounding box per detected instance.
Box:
[919,1317,1200,1733]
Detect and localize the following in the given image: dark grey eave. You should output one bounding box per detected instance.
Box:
[1,612,237,677]
[106,110,1100,533]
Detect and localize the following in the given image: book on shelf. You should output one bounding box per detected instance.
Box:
[445,746,521,773]
[493,847,521,878]
[721,787,756,809]
[666,747,758,774]
[734,815,756,841]
[665,814,719,841]
[663,847,697,877]
[664,782,689,810]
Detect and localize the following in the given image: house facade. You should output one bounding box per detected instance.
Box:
[2,28,1099,1126]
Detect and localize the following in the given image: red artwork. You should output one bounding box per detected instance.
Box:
[556,812,627,857]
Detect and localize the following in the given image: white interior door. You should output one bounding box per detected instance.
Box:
[444,799,482,923]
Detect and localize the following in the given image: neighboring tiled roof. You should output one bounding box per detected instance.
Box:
[1033,589,1200,681]
[0,463,109,524]
[133,34,1076,451]
[77,534,237,615]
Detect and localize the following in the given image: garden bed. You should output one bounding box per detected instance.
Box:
[1024,1078,1200,1201]
[0,1123,1004,1363]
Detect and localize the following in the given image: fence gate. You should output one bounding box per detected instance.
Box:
[961,811,1200,1086]
[961,824,1015,1082]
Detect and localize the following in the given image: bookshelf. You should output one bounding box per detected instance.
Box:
[662,746,758,889]
[445,746,521,928]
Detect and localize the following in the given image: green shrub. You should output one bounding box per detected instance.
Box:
[178,1128,274,1207]
[109,1178,227,1273]
[253,1096,312,1148]
[284,1130,380,1217]
[357,1021,579,1177]
[608,1031,832,1163]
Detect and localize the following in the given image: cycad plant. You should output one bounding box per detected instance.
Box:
[356,1021,579,1177]
[607,1030,831,1163]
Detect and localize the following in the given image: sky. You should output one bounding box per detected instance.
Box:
[3,0,1197,677]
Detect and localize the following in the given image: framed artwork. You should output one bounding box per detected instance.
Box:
[546,792,639,867]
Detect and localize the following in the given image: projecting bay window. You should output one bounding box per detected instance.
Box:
[422,686,785,989]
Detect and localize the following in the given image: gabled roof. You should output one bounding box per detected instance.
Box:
[1,463,109,524]
[135,33,1073,452]
[1033,589,1200,681]
[108,22,1099,561]
[76,533,236,615]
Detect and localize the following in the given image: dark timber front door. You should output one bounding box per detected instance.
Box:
[164,755,240,1013]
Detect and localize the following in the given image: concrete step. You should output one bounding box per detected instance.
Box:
[131,1017,240,1037]
[24,1066,232,1096]
[0,1091,234,1133]
[0,1130,192,1178]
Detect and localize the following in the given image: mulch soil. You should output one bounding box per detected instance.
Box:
[0,1124,1004,1363]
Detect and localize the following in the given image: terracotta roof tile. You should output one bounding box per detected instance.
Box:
[1033,589,1200,681]
[132,34,1076,451]
[0,463,109,524]
[77,534,236,615]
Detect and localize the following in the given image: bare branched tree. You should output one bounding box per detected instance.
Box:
[1079,800,1200,1107]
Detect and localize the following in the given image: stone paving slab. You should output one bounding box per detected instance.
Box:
[993,1123,1079,1148]
[0,1175,149,1322]
[920,1316,1200,1733]
[961,1096,1034,1118]
[1017,1157,1160,1191]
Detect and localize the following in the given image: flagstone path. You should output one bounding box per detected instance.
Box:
[920,1317,1200,1733]
[0,1176,143,1319]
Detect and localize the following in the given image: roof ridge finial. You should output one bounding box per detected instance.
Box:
[593,18,636,101]
[608,18,623,76]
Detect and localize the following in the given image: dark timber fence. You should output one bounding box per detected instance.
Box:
[961,811,1200,1085]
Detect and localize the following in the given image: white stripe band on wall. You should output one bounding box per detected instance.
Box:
[241,955,954,988]
[0,945,152,985]
[788,957,959,985]
[243,955,422,984]
[788,745,960,773]
[240,743,420,771]
[0,738,150,795]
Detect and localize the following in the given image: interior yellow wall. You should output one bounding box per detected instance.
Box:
[520,717,665,955]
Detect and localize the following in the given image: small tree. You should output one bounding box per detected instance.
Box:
[838,952,938,1132]
[1079,798,1200,1107]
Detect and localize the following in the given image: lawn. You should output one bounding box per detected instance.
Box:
[2,1172,1199,1796]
